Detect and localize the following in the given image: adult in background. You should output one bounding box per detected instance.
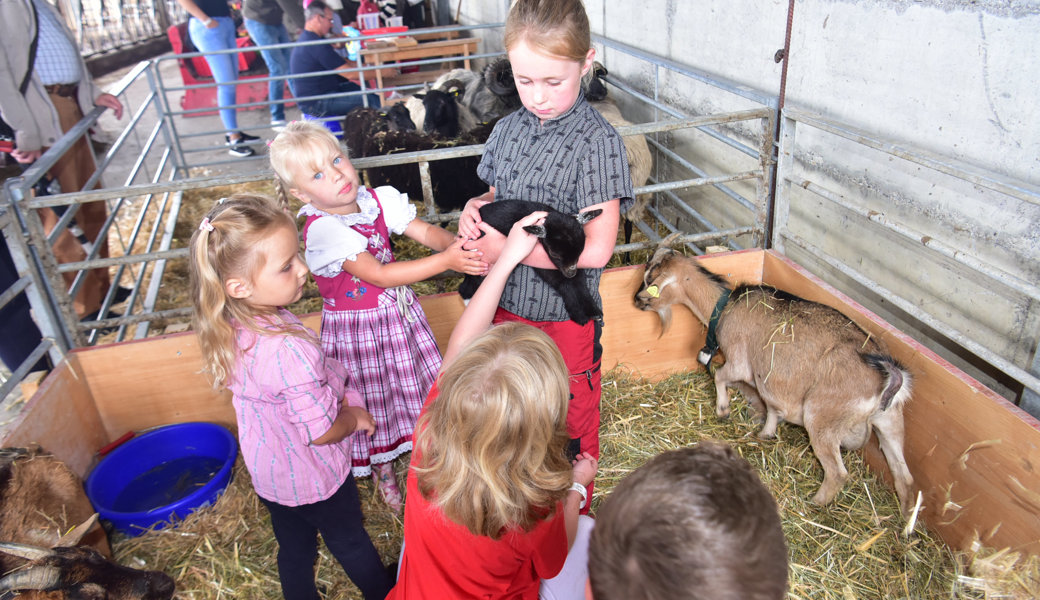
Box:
[175,0,261,157]
[0,0,125,320]
[242,0,301,130]
[289,0,379,120]
[399,0,426,29]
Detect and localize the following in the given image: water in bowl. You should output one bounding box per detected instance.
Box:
[111,456,225,513]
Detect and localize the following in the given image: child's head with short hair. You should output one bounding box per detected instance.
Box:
[268,120,362,215]
[588,441,789,600]
[414,322,573,538]
[189,194,308,388]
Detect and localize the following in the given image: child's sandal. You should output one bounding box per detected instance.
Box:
[374,463,403,513]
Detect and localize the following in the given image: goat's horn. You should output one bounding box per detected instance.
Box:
[0,542,54,560]
[0,565,62,592]
[659,232,682,248]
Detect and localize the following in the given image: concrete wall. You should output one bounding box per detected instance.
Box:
[454,1,1040,407]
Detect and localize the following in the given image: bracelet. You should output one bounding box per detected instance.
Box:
[200,17,213,26]
[569,482,588,509]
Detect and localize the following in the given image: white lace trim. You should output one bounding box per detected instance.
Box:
[350,441,413,478]
[297,187,380,226]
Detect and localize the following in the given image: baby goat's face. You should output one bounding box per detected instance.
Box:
[531,208,603,278]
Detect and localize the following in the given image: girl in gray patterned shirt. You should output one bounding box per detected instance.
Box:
[458,0,634,518]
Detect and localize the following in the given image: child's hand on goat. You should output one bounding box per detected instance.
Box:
[497,211,547,268]
[442,237,488,275]
[458,193,493,240]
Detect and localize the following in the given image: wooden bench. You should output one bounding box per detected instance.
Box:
[360,37,479,103]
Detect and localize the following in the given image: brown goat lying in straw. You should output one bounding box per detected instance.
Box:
[633,235,915,517]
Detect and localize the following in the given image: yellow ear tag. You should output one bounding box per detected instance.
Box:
[646,285,660,298]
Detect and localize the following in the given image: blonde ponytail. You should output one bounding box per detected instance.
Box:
[188,194,305,389]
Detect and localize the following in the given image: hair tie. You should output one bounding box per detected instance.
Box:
[266,140,273,147]
[199,217,214,232]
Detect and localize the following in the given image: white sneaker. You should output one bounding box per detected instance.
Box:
[228,144,255,157]
[271,119,287,132]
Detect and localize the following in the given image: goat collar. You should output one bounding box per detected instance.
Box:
[698,288,732,367]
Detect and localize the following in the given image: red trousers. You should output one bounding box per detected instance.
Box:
[493,308,601,513]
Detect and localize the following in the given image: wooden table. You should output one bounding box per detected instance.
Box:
[360,36,480,102]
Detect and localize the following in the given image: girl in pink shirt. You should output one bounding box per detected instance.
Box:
[189,195,392,600]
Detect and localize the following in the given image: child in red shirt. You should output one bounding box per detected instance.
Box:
[388,211,597,600]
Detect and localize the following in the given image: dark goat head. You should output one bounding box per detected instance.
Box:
[0,542,175,600]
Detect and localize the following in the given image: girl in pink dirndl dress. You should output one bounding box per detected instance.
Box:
[269,121,487,510]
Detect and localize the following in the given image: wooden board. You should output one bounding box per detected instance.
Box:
[72,333,236,442]
[1,356,109,476]
[3,248,1038,555]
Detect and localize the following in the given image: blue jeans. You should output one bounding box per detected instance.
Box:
[243,19,290,121]
[299,80,381,119]
[188,16,239,133]
[258,475,392,600]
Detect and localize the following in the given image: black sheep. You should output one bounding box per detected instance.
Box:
[345,115,501,213]
[457,200,603,325]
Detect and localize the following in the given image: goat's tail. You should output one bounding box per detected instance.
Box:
[863,354,913,411]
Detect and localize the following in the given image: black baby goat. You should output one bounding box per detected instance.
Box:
[457,200,602,325]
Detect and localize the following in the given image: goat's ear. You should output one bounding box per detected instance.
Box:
[414,92,427,100]
[575,209,602,225]
[57,513,100,547]
[523,225,548,238]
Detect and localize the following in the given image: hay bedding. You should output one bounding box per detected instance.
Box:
[108,186,1037,598]
[110,368,1039,600]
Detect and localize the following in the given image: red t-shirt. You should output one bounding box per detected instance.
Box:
[386,385,569,600]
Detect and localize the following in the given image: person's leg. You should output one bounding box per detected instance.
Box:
[243,19,290,122]
[188,17,240,134]
[311,80,381,117]
[0,244,47,372]
[45,93,111,316]
[312,476,393,600]
[371,461,402,513]
[539,516,595,600]
[259,496,322,600]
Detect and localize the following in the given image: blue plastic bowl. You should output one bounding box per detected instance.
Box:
[86,422,237,536]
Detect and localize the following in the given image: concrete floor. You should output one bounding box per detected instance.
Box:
[90,52,306,187]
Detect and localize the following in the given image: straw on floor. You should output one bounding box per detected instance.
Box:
[110,367,1039,600]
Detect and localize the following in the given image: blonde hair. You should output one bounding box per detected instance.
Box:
[189,194,310,389]
[268,120,350,211]
[414,322,573,538]
[504,0,591,62]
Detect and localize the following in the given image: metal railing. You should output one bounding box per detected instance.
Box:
[0,24,778,419]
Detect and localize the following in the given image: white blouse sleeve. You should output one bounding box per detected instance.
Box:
[304,217,369,278]
[373,185,417,234]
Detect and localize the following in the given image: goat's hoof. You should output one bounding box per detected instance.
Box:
[811,489,837,506]
[716,410,731,420]
[757,430,776,440]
